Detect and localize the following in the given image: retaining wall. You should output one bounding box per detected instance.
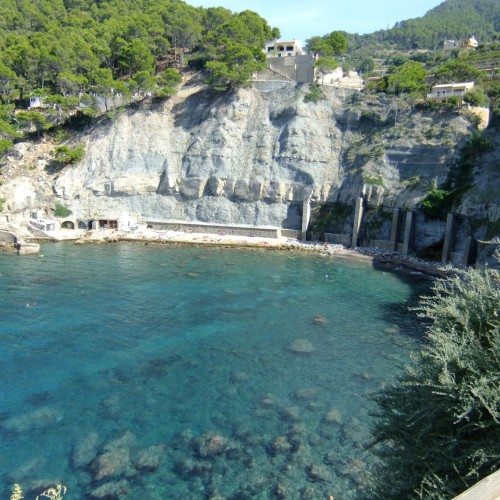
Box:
[146,220,281,239]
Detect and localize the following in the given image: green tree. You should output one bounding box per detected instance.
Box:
[205,39,265,91]
[156,68,182,97]
[16,110,49,136]
[314,56,339,84]
[387,61,426,95]
[306,36,334,57]
[202,7,232,35]
[434,61,486,84]
[358,57,375,75]
[370,261,500,498]
[326,31,347,55]
[54,143,85,164]
[463,87,490,107]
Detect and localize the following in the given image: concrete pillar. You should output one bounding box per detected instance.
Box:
[402,210,415,256]
[442,213,456,264]
[390,209,400,251]
[351,197,364,248]
[462,236,477,267]
[301,199,311,241]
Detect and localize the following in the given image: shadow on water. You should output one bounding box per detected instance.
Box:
[372,259,435,343]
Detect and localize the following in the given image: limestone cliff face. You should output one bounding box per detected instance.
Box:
[1,81,498,233]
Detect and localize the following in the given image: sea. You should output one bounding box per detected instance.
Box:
[0,242,431,499]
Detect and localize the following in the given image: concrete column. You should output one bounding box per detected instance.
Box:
[301,199,311,241]
[351,197,364,248]
[462,236,477,267]
[390,209,400,251]
[402,210,415,256]
[442,213,456,264]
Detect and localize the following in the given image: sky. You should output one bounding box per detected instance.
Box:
[187,0,445,42]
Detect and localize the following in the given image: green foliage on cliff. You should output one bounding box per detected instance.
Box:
[54,144,85,165]
[421,185,452,219]
[369,259,500,498]
[54,203,72,218]
[303,84,325,103]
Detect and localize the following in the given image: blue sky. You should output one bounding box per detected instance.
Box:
[187,0,444,41]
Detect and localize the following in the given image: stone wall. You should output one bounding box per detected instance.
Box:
[0,229,16,243]
[146,220,281,239]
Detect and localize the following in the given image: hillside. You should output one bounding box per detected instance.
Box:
[343,0,500,52]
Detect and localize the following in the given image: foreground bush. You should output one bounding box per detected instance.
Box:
[369,258,500,498]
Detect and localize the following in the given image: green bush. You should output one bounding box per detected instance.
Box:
[463,87,490,108]
[421,186,452,219]
[369,260,500,498]
[54,203,72,217]
[364,175,384,186]
[0,138,13,154]
[463,131,494,160]
[304,84,325,103]
[54,144,85,165]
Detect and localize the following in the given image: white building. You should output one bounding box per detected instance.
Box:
[427,82,475,103]
[265,39,304,58]
[443,36,478,52]
[28,96,48,109]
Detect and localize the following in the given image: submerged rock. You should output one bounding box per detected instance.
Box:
[323,408,342,425]
[89,479,129,499]
[133,444,165,472]
[340,459,369,486]
[73,432,100,469]
[267,436,292,456]
[286,338,315,354]
[384,325,400,335]
[276,405,301,422]
[91,431,136,481]
[306,463,331,482]
[312,315,327,326]
[292,388,319,401]
[1,406,63,433]
[193,432,228,458]
[174,458,212,477]
[229,371,249,383]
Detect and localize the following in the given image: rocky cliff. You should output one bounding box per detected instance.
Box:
[1,80,499,240]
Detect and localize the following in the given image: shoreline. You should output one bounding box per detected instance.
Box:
[66,227,449,279]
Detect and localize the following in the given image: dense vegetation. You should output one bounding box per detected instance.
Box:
[0,0,278,151]
[370,259,500,498]
[343,0,499,52]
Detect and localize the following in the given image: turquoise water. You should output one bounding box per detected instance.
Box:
[0,242,429,499]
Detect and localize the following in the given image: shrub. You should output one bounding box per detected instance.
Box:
[463,131,494,160]
[54,144,85,165]
[304,84,325,103]
[463,87,490,108]
[421,186,452,219]
[0,138,13,154]
[369,260,500,498]
[54,203,72,218]
[364,175,384,186]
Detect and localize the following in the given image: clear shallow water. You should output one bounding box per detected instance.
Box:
[0,243,430,499]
